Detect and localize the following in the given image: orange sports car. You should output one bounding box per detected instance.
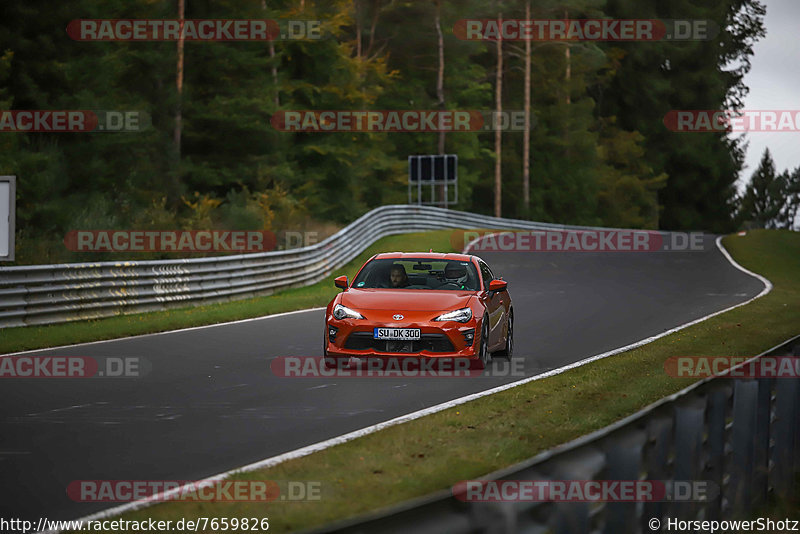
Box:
[323,252,513,369]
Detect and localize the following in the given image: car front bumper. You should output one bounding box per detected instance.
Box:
[325,318,479,359]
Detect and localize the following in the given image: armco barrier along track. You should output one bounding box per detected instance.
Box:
[0,205,579,328]
[305,336,800,534]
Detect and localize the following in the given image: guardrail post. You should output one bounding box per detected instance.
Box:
[553,502,589,534]
[729,379,758,515]
[752,377,772,507]
[547,448,604,534]
[642,413,672,531]
[773,372,799,499]
[602,429,646,534]
[468,500,516,534]
[499,467,548,532]
[672,397,706,522]
[704,384,730,521]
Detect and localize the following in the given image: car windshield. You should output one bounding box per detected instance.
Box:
[352,258,480,291]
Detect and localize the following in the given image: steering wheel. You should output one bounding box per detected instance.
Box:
[438,281,461,290]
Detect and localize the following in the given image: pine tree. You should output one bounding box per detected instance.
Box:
[738,149,787,229]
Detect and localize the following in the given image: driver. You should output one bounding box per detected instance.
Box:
[442,263,469,289]
[389,264,410,288]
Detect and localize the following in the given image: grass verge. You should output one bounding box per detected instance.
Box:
[0,231,459,355]
[73,229,800,533]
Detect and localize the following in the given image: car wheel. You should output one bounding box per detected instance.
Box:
[497,309,513,360]
[323,353,347,370]
[476,317,491,370]
[323,329,336,368]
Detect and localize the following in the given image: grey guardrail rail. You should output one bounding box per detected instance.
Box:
[301,335,800,534]
[0,204,584,328]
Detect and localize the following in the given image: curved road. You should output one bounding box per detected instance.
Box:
[0,235,765,522]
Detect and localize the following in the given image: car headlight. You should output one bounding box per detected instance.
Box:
[433,307,472,323]
[333,303,364,320]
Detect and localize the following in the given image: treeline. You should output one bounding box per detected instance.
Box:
[0,0,768,264]
[739,149,800,230]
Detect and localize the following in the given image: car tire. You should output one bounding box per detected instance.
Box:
[496,309,513,361]
[323,330,336,369]
[475,317,491,370]
[323,354,347,370]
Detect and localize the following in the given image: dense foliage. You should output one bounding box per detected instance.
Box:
[737,149,800,229]
[0,0,768,263]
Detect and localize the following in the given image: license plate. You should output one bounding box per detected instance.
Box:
[374,328,420,340]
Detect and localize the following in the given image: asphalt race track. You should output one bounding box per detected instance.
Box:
[0,234,766,522]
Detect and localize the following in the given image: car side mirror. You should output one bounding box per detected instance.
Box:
[488,279,508,293]
[334,275,348,291]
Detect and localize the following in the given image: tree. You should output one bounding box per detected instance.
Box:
[780,167,800,230]
[493,8,504,218]
[0,0,769,264]
[173,0,185,201]
[601,0,766,232]
[522,0,531,213]
[738,149,787,229]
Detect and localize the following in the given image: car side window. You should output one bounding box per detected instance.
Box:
[478,261,494,290]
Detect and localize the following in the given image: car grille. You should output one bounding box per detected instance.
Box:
[343,332,455,353]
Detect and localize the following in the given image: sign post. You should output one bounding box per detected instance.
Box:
[0,176,15,262]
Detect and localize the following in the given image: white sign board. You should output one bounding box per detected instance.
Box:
[0,176,15,261]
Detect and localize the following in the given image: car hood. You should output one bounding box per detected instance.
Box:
[341,289,474,311]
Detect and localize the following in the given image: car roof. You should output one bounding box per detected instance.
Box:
[373,252,476,262]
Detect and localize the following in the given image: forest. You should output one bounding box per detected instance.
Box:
[0,0,780,264]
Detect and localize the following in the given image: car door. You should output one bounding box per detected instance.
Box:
[478,260,505,349]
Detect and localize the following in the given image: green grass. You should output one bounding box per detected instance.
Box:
[81,229,799,533]
[0,230,459,354]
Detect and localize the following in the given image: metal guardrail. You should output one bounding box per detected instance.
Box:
[0,205,581,329]
[305,335,800,534]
